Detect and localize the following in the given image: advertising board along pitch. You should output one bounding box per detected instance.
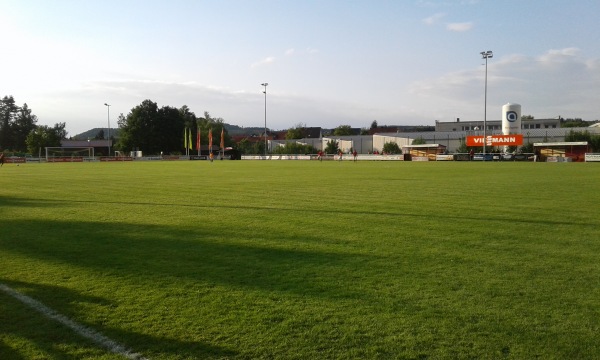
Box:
[466,134,523,147]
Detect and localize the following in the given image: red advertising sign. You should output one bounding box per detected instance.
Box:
[466,134,523,147]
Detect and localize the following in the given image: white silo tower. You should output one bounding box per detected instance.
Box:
[502,103,521,135]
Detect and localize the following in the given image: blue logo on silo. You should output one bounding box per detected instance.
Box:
[506,111,518,122]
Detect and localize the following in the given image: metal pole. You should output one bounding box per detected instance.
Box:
[484,56,487,157]
[104,103,111,156]
[261,83,268,157]
[480,50,493,159]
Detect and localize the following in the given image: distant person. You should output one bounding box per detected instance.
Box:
[338,150,343,161]
[469,149,474,161]
[352,150,358,162]
[317,150,323,161]
[0,153,4,167]
[209,152,214,162]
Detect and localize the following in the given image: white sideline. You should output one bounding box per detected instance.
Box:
[0,283,148,360]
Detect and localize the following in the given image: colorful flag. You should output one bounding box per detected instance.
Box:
[196,128,201,151]
[184,128,187,150]
[208,128,213,151]
[220,128,225,150]
[188,128,193,150]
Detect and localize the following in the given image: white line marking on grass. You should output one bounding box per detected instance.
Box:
[0,283,148,360]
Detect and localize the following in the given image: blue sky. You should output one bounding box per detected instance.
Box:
[1,0,599,135]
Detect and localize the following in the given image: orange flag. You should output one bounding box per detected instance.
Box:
[208,129,213,150]
[196,128,201,151]
[220,128,225,150]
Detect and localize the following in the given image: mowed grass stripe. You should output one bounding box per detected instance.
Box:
[1,161,599,359]
[0,283,147,359]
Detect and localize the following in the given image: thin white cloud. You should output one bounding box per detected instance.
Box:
[251,56,276,68]
[417,0,479,8]
[423,13,446,25]
[446,22,473,32]
[407,48,600,122]
[285,48,295,56]
[538,47,580,63]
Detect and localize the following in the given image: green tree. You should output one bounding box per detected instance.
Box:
[324,139,339,154]
[250,140,265,155]
[565,129,600,152]
[561,118,591,128]
[411,137,426,145]
[179,105,196,128]
[382,142,402,154]
[285,123,306,140]
[0,95,19,150]
[455,138,468,153]
[370,120,378,129]
[94,129,105,140]
[520,142,534,153]
[565,129,590,142]
[272,142,317,155]
[333,125,353,136]
[117,100,193,154]
[235,138,252,154]
[11,103,38,152]
[158,105,187,152]
[26,123,67,155]
[197,111,231,151]
[117,100,161,153]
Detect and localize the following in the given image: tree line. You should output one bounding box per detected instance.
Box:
[1,96,233,156]
[116,100,232,155]
[0,95,66,155]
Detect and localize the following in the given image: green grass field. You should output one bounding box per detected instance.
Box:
[1,160,599,359]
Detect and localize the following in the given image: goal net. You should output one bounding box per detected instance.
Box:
[45,147,94,162]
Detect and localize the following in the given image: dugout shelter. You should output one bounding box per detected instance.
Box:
[533,142,588,162]
[402,144,447,161]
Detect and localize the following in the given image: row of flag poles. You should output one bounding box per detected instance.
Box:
[183,127,225,157]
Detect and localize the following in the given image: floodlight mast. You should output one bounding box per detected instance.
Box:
[261,83,268,157]
[480,50,493,158]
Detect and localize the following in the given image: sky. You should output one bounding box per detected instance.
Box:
[1,0,599,136]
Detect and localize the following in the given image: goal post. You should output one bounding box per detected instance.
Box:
[45,147,94,162]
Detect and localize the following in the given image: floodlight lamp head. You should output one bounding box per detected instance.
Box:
[480,50,493,59]
[104,103,110,106]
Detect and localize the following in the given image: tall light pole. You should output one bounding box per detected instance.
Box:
[480,50,493,158]
[104,103,111,156]
[261,83,268,157]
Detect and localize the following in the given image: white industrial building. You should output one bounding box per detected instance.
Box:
[271,126,600,154]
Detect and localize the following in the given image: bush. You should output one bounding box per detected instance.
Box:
[382,142,402,154]
[272,142,317,155]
